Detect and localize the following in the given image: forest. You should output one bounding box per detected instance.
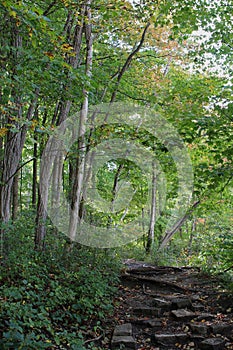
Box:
[0,0,232,349]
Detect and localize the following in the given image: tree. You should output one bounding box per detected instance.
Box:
[1,0,231,255]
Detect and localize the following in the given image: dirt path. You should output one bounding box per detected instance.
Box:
[109,260,233,350]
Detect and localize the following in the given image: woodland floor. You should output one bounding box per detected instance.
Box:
[94,260,233,350]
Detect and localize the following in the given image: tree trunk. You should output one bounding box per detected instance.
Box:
[146,160,156,253]
[12,171,19,221]
[68,0,93,243]
[35,7,85,249]
[32,127,38,208]
[159,201,200,249]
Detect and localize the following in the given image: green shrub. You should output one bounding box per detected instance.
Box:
[0,212,121,349]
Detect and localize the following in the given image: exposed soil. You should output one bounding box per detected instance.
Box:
[104,260,233,350]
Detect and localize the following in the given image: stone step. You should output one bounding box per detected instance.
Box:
[171,309,196,321]
[190,322,209,335]
[133,306,161,317]
[113,323,133,336]
[111,335,136,350]
[199,337,226,350]
[211,323,233,337]
[133,318,162,328]
[111,323,136,350]
[154,332,189,346]
[113,264,233,350]
[152,297,172,311]
[171,297,192,309]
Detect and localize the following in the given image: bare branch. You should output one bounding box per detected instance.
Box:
[159,200,200,249]
[118,89,149,102]
[5,158,35,185]
[110,22,151,103]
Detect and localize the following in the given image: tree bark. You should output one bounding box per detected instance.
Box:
[12,171,19,221]
[0,96,38,226]
[159,200,200,249]
[35,6,85,249]
[146,160,157,253]
[68,0,93,244]
[32,131,38,208]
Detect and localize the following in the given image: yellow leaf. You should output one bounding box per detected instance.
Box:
[0,127,8,137]
[44,51,54,59]
[9,10,17,18]
[61,43,74,52]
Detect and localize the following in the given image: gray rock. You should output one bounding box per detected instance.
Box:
[146,319,162,328]
[191,303,205,311]
[153,298,172,310]
[133,307,161,317]
[199,337,225,350]
[171,309,196,321]
[135,318,161,327]
[113,323,132,336]
[211,323,233,336]
[111,335,136,349]
[190,323,208,335]
[192,334,205,342]
[195,313,214,321]
[154,333,188,345]
[171,297,192,309]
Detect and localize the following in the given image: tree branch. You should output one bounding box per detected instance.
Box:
[110,22,151,103]
[5,158,35,185]
[43,1,57,16]
[159,200,201,249]
[118,89,149,102]
[219,173,233,193]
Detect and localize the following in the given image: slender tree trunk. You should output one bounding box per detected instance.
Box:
[12,171,19,221]
[159,201,200,249]
[81,22,151,222]
[146,160,156,253]
[35,191,47,249]
[0,17,39,231]
[32,127,38,208]
[35,7,85,249]
[68,0,93,243]
[188,217,196,255]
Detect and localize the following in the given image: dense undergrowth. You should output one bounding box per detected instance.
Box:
[0,211,121,349]
[1,208,232,349]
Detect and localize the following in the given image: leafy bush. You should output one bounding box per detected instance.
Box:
[0,212,121,349]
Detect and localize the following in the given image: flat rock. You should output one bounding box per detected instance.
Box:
[133,307,161,317]
[199,337,225,350]
[153,298,172,310]
[195,313,214,321]
[146,319,162,328]
[171,309,196,320]
[191,334,206,345]
[191,303,205,311]
[171,297,192,309]
[113,323,132,336]
[111,335,136,349]
[134,318,162,327]
[211,323,233,336]
[154,333,188,345]
[190,323,209,335]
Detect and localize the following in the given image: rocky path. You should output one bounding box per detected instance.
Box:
[110,260,233,350]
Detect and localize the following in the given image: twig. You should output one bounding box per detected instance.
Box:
[223,265,233,272]
[83,333,104,345]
